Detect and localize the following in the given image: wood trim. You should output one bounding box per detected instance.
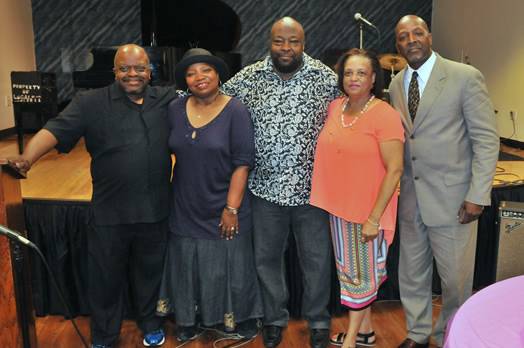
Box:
[0,163,37,348]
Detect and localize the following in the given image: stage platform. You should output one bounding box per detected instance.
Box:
[0,135,522,201]
[1,134,523,318]
[0,135,91,200]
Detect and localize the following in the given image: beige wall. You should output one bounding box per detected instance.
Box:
[432,0,524,142]
[0,0,36,131]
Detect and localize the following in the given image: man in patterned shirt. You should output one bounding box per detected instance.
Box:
[222,16,339,348]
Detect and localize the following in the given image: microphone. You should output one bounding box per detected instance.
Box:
[0,224,36,248]
[354,13,376,28]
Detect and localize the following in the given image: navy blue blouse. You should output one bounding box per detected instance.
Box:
[168,96,255,240]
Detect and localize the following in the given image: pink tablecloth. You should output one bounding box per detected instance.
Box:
[444,275,524,348]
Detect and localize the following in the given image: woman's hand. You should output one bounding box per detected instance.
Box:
[360,219,379,243]
[220,166,249,241]
[219,208,239,240]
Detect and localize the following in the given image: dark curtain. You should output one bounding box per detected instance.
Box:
[24,184,524,318]
[25,198,137,318]
[25,199,91,317]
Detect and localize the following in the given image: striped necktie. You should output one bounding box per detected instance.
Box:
[408,71,419,121]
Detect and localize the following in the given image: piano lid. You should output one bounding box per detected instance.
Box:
[73,46,241,90]
[141,0,241,51]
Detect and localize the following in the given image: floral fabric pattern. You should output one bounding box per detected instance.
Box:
[222,54,339,206]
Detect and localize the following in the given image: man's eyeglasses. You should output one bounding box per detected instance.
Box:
[116,65,149,73]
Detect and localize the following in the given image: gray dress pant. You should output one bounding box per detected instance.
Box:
[399,201,477,346]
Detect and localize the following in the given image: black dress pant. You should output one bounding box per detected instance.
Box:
[88,219,167,346]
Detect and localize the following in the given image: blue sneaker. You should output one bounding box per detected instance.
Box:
[143,328,165,346]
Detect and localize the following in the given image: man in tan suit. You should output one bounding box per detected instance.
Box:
[389,15,499,348]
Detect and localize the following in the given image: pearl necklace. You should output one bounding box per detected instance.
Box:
[340,94,375,129]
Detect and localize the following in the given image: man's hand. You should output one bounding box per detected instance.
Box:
[9,158,32,173]
[457,201,484,224]
[6,129,58,173]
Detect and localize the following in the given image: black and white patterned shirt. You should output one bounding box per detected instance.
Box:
[222,53,339,206]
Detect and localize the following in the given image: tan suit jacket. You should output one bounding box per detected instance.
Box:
[389,54,499,226]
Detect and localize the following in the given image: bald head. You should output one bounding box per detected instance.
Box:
[113,44,151,101]
[269,17,305,79]
[114,44,150,67]
[270,17,305,42]
[395,15,430,37]
[395,15,433,70]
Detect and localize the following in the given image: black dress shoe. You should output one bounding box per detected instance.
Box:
[263,325,282,347]
[397,338,429,348]
[310,328,330,348]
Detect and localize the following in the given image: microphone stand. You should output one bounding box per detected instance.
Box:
[355,17,381,51]
[0,228,89,348]
[359,23,363,49]
[11,240,32,348]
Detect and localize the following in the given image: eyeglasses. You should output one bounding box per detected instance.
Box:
[116,65,149,73]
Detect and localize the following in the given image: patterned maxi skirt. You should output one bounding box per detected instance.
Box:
[330,215,394,309]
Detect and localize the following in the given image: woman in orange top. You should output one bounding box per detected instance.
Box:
[311,48,404,348]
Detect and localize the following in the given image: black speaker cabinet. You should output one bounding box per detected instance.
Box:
[496,201,524,282]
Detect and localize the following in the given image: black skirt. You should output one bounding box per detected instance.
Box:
[156,228,263,329]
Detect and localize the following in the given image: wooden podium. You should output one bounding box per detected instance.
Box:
[0,160,38,347]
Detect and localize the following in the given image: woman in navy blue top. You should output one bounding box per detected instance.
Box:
[156,48,262,342]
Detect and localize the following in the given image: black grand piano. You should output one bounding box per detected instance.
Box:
[72,46,241,90]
